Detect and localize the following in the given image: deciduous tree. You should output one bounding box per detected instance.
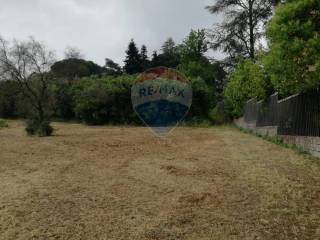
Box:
[206,0,275,64]
[64,46,84,59]
[263,0,320,96]
[0,36,56,136]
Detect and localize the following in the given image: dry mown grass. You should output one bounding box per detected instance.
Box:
[0,121,319,240]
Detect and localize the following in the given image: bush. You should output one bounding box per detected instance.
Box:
[185,77,215,120]
[224,59,268,118]
[52,82,75,120]
[26,119,53,137]
[72,74,139,125]
[0,80,21,118]
[208,106,226,125]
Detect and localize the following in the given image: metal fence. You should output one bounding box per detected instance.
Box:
[244,98,258,123]
[243,91,320,137]
[256,93,278,127]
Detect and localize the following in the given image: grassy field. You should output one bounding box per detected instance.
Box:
[0,121,319,240]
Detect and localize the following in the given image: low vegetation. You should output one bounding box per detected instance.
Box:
[0,119,7,128]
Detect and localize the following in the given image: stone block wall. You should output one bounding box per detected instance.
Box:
[234,117,320,158]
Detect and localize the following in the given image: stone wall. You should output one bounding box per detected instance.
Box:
[234,117,320,158]
[280,135,320,158]
[234,118,278,137]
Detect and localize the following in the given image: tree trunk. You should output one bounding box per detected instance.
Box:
[249,1,255,59]
[38,102,44,124]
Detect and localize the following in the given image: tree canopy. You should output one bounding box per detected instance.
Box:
[224,59,268,117]
[263,0,320,96]
[51,59,104,80]
[206,0,275,64]
[123,39,142,74]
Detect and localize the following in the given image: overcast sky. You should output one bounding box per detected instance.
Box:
[0,0,221,66]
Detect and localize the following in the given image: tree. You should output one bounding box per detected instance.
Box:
[263,0,320,97]
[161,37,176,54]
[73,75,138,125]
[140,45,150,71]
[64,46,84,59]
[224,59,268,117]
[178,29,225,95]
[151,38,181,68]
[150,51,160,67]
[0,36,55,136]
[180,29,208,62]
[180,29,208,63]
[51,59,104,81]
[105,58,122,76]
[206,0,275,64]
[123,39,142,74]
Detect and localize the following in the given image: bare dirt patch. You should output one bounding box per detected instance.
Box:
[0,121,319,239]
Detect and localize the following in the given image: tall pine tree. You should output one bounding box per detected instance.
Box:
[152,38,181,68]
[124,39,142,74]
[140,45,150,71]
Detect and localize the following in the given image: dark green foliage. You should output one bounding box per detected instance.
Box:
[180,29,208,62]
[51,59,104,80]
[178,59,225,90]
[0,80,20,118]
[178,29,225,89]
[209,105,227,125]
[150,51,160,67]
[151,38,181,68]
[124,40,143,74]
[72,74,139,125]
[52,81,75,120]
[26,119,53,137]
[105,58,122,76]
[187,77,215,119]
[140,45,150,71]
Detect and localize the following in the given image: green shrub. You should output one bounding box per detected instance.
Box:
[185,77,215,120]
[0,80,21,118]
[52,82,75,120]
[26,119,53,137]
[224,59,268,118]
[209,106,226,125]
[72,74,139,125]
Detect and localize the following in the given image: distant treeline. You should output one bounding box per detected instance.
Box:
[0,29,226,126]
[1,0,315,136]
